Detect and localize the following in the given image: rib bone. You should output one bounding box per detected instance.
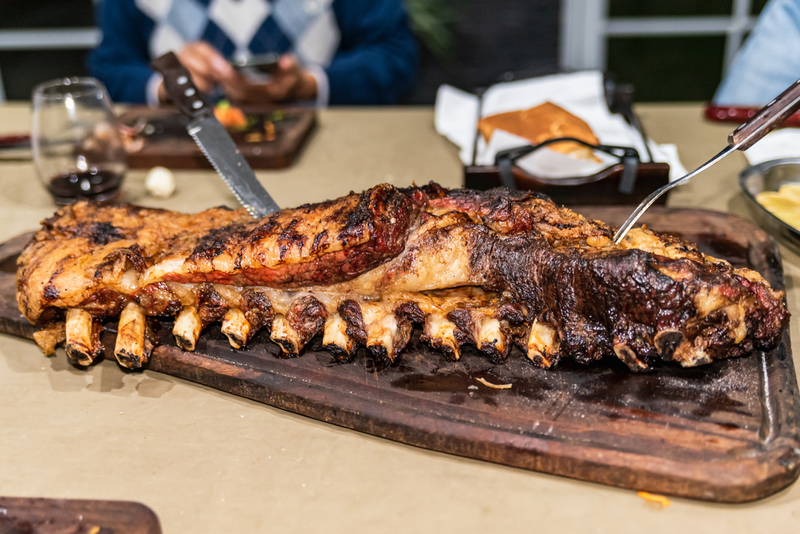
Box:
[270,296,328,355]
[221,308,252,349]
[361,304,412,362]
[16,184,791,372]
[270,314,301,354]
[173,306,202,351]
[366,310,399,361]
[613,342,648,371]
[322,314,356,360]
[474,313,509,363]
[422,313,460,360]
[114,302,149,368]
[65,308,98,366]
[653,329,685,360]
[526,320,560,368]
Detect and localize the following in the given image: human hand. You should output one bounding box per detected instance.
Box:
[157,42,234,102]
[219,54,318,104]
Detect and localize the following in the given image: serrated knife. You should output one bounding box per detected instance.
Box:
[151,52,280,218]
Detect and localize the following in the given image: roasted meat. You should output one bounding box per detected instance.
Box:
[16,184,789,371]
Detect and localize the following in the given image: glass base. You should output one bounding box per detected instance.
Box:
[50,188,122,206]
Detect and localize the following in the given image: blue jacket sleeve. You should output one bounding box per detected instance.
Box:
[714,0,800,105]
[328,0,418,105]
[87,0,156,104]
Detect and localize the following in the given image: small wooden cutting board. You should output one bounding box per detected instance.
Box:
[119,106,316,170]
[1,207,798,503]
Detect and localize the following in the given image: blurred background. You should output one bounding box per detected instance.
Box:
[0,0,769,103]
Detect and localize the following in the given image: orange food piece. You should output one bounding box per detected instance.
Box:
[214,104,248,130]
[478,102,600,162]
[265,121,276,141]
[637,491,671,507]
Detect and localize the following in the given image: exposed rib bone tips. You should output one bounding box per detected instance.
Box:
[270,314,301,354]
[653,330,685,360]
[174,306,202,351]
[526,320,559,368]
[364,309,397,360]
[16,183,790,372]
[114,302,149,368]
[322,314,356,359]
[65,309,97,366]
[221,308,251,349]
[613,343,647,371]
[475,315,508,363]
[422,313,460,360]
[360,305,412,362]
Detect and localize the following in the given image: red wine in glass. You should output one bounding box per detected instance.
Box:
[32,77,127,205]
[47,169,124,205]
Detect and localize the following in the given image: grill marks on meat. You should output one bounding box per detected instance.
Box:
[16,202,252,323]
[16,184,789,371]
[147,184,413,287]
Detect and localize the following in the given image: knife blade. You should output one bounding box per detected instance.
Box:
[186,115,281,217]
[151,52,280,218]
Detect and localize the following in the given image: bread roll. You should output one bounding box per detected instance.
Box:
[478,102,600,162]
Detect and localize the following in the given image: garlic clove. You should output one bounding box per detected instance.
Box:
[145,166,176,199]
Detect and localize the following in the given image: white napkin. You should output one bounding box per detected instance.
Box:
[743,128,800,165]
[434,71,687,181]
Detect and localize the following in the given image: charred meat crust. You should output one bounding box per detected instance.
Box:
[477,233,788,367]
[137,282,181,317]
[197,286,229,327]
[16,202,252,321]
[339,300,367,345]
[286,295,328,348]
[168,184,414,287]
[241,290,275,331]
[16,183,791,371]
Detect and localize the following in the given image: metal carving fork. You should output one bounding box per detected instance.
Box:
[614,78,800,243]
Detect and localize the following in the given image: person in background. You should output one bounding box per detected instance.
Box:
[714,0,800,106]
[88,0,417,106]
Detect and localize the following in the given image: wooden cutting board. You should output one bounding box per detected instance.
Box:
[0,496,161,533]
[119,106,316,170]
[1,207,798,503]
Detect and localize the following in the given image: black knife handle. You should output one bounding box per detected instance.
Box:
[151,52,212,119]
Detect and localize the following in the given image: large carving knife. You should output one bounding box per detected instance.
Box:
[151,52,280,218]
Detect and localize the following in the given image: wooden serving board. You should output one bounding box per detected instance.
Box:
[119,106,316,170]
[0,496,161,533]
[1,207,799,502]
[464,162,672,206]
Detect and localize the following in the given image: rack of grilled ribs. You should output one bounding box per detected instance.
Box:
[16,183,789,372]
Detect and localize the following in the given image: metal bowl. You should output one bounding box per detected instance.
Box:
[739,158,800,247]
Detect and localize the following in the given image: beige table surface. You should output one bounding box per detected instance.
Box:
[1,102,799,532]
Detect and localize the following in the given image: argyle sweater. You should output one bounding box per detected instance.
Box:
[88,0,417,105]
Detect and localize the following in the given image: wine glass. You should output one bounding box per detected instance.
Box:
[31,77,127,205]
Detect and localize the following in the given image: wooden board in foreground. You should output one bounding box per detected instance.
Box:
[0,496,161,534]
[1,207,798,503]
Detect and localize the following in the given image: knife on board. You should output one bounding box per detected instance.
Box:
[151,52,281,218]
